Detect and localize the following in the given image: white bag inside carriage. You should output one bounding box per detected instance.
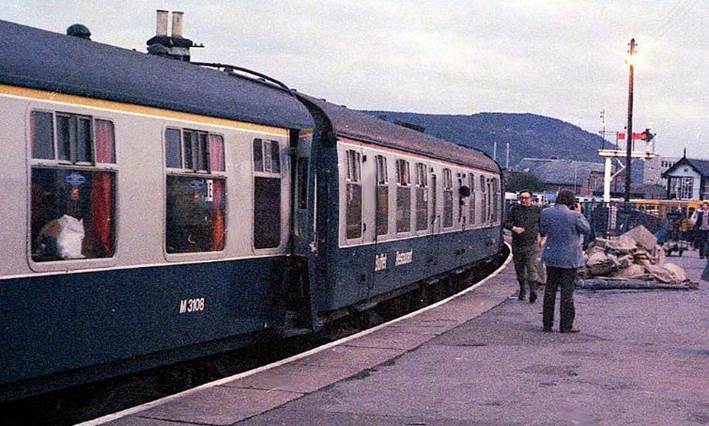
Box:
[56,214,86,259]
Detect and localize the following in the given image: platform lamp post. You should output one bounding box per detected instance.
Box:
[624,38,636,203]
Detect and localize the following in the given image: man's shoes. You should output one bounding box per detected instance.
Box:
[518,290,525,300]
[560,327,581,333]
[529,292,537,304]
[542,327,553,332]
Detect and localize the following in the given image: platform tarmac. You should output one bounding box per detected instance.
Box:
[96,252,708,426]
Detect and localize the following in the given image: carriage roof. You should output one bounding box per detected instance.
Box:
[0,20,499,173]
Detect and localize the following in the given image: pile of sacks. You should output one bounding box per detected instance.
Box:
[581,225,690,284]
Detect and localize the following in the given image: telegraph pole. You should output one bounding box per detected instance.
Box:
[624,38,636,202]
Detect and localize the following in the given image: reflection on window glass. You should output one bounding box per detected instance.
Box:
[166,176,226,253]
[57,115,71,161]
[165,128,182,168]
[415,163,428,231]
[77,117,92,162]
[468,173,476,225]
[376,155,388,236]
[31,111,54,160]
[443,168,453,228]
[253,139,263,172]
[345,150,362,239]
[254,177,281,248]
[31,168,115,261]
[396,159,411,233]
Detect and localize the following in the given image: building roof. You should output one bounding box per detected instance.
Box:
[661,157,709,178]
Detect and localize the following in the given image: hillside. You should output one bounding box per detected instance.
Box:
[365,111,612,169]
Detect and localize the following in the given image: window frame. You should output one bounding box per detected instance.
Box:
[395,159,412,234]
[375,155,390,237]
[252,137,284,251]
[27,108,119,272]
[164,126,228,258]
[442,168,454,229]
[415,162,429,232]
[344,149,363,240]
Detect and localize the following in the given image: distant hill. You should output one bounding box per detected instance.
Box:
[364,111,613,169]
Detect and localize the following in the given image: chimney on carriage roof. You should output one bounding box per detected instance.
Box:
[146,10,201,62]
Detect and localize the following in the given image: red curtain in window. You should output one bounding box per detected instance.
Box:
[90,172,113,255]
[211,179,225,251]
[208,135,224,171]
[95,120,115,163]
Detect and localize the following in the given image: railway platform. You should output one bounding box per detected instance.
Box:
[91,252,708,425]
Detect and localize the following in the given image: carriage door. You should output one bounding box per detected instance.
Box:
[293,133,312,256]
[429,170,441,267]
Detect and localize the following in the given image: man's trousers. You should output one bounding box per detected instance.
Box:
[512,244,540,295]
[543,266,577,331]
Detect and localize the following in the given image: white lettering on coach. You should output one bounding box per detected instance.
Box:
[374,253,387,271]
[395,250,413,266]
[179,298,205,314]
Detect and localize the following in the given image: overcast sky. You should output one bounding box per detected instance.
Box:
[3,1,707,159]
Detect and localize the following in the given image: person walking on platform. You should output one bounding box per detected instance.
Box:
[540,190,590,333]
[690,201,709,258]
[504,190,542,303]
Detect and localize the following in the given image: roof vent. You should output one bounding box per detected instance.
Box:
[146,10,202,61]
[66,24,91,40]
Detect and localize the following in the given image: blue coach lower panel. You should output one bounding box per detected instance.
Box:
[0,256,284,389]
[321,227,501,311]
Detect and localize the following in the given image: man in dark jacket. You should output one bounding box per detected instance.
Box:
[504,190,542,303]
[690,201,709,258]
[540,190,591,333]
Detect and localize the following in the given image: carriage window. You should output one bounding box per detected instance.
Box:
[480,175,487,225]
[443,168,453,228]
[468,173,476,225]
[29,111,116,262]
[31,111,55,160]
[396,159,411,233]
[165,128,227,253]
[56,114,92,163]
[345,150,362,239]
[375,155,389,236]
[166,177,226,253]
[165,128,223,173]
[491,177,500,223]
[253,138,282,249]
[165,128,182,168]
[253,138,280,173]
[415,163,428,231]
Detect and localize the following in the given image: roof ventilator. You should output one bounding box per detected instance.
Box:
[66,24,91,40]
[146,10,202,61]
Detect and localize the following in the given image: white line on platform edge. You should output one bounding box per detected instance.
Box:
[78,243,512,426]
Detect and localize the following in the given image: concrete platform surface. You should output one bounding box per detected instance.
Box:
[99,252,708,425]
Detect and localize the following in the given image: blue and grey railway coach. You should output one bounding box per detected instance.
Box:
[0,19,503,400]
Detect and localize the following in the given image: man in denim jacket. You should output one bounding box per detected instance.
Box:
[540,190,591,333]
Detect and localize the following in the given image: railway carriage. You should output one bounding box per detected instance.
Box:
[0,18,503,401]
